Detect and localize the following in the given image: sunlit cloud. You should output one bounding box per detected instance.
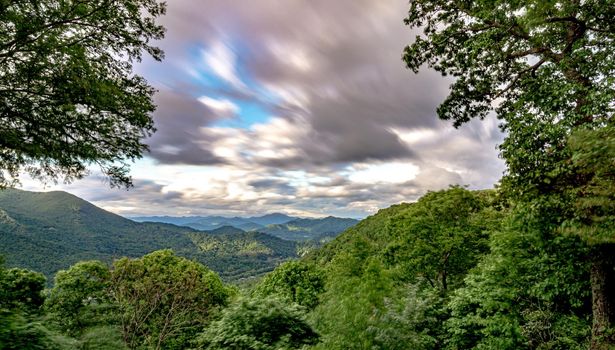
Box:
[198,96,239,118]
[17,0,507,218]
[202,41,245,89]
[347,162,420,184]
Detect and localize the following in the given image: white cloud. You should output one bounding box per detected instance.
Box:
[198,96,239,118]
[202,41,245,89]
[347,162,420,184]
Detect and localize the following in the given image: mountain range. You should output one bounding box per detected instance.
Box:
[0,189,355,282]
[131,213,358,241]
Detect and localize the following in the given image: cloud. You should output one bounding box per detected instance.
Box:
[202,41,246,89]
[19,0,507,218]
[197,96,239,118]
[146,89,224,165]
[138,0,447,167]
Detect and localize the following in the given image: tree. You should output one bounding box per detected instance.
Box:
[0,267,46,313]
[0,0,166,188]
[446,209,591,350]
[45,260,113,336]
[253,260,325,310]
[0,259,73,350]
[403,2,614,348]
[110,250,231,350]
[385,187,495,292]
[195,296,319,350]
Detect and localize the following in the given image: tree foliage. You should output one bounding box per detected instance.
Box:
[45,260,113,336]
[403,0,614,197]
[0,267,46,313]
[196,297,319,350]
[403,1,615,347]
[110,250,232,350]
[562,125,615,245]
[0,0,166,188]
[385,186,497,291]
[446,207,591,350]
[253,260,325,310]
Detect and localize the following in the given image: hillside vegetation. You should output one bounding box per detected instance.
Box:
[0,189,297,282]
[0,186,604,349]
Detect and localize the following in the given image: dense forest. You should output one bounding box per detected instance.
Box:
[0,189,354,282]
[0,184,609,349]
[1,0,614,349]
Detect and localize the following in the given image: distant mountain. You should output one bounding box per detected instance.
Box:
[129,213,356,241]
[247,213,294,226]
[131,213,294,231]
[189,230,296,280]
[207,225,246,235]
[0,189,297,283]
[257,216,359,241]
[128,215,205,226]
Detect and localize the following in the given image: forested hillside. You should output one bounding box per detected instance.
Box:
[1,0,613,349]
[254,187,595,349]
[0,189,297,282]
[1,186,600,349]
[257,216,359,241]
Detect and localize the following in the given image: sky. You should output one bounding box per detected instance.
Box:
[21,0,506,219]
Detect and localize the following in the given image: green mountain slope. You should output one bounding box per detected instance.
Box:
[0,189,296,282]
[257,216,358,241]
[189,230,297,281]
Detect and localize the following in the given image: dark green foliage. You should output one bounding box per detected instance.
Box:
[2,250,235,349]
[0,310,74,350]
[403,1,615,347]
[111,250,232,350]
[78,326,127,350]
[0,0,166,188]
[253,260,325,309]
[0,268,46,313]
[258,217,358,241]
[0,258,74,349]
[385,186,497,291]
[446,207,592,350]
[305,187,501,349]
[45,261,113,336]
[188,230,298,281]
[195,297,319,350]
[562,125,615,245]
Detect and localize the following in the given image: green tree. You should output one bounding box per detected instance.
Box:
[0,0,166,188]
[110,250,231,350]
[0,258,74,349]
[195,296,319,350]
[45,260,113,336]
[446,209,591,350]
[403,2,614,347]
[0,268,46,313]
[385,187,495,292]
[253,260,325,310]
[310,255,434,350]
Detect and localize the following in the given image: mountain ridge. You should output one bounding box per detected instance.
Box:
[0,189,297,282]
[131,213,358,241]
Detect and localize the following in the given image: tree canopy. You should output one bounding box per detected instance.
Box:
[385,187,497,292]
[0,0,166,188]
[195,297,319,350]
[111,250,232,350]
[403,1,615,348]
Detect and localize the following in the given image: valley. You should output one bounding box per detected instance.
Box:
[0,189,355,282]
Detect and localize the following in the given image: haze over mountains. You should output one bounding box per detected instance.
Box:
[0,189,356,282]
